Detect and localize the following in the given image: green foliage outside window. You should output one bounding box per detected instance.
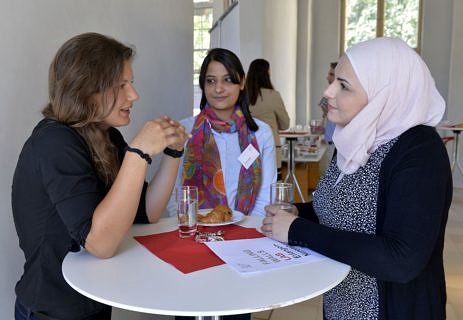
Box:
[384,0,419,48]
[346,0,377,48]
[345,0,420,50]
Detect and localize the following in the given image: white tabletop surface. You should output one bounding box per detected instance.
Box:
[62,216,350,317]
[278,131,313,139]
[438,126,463,132]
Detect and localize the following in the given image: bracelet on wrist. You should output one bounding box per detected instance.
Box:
[163,147,184,158]
[124,146,152,165]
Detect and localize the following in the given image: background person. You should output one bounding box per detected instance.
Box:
[319,61,338,172]
[12,32,189,320]
[319,62,338,144]
[261,37,451,320]
[246,58,290,180]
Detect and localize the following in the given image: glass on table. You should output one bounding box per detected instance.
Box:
[270,182,294,213]
[176,186,198,238]
[309,119,324,135]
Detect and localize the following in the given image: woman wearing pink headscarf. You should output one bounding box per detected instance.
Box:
[261,37,452,319]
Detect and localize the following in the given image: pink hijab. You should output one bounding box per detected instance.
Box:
[333,37,445,174]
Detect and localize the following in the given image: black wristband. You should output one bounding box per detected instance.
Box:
[124,146,152,164]
[163,147,184,158]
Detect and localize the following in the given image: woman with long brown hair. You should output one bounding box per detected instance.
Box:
[12,32,189,320]
[246,59,289,179]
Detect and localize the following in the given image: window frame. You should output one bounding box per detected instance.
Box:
[340,0,423,54]
[193,2,213,80]
[193,0,213,113]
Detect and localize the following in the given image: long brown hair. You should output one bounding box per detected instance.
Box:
[42,32,135,186]
[246,59,273,106]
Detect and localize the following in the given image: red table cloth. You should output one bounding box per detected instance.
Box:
[134,224,264,274]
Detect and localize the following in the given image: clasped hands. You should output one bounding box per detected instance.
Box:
[131,116,191,157]
[261,204,298,243]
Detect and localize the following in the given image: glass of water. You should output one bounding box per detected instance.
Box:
[176,186,198,238]
[270,182,294,213]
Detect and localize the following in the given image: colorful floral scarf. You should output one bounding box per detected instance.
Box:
[182,105,261,214]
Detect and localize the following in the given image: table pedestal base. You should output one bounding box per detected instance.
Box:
[450,130,463,175]
[281,162,321,203]
[284,137,305,202]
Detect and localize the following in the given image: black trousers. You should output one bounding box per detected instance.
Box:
[15,298,111,320]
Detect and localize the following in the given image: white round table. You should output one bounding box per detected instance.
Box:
[62,216,350,319]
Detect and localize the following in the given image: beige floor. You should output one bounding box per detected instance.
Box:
[252,188,463,320]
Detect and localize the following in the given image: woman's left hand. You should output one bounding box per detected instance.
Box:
[261,205,298,243]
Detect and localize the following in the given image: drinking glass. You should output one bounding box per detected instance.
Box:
[270,182,294,213]
[310,119,324,135]
[176,186,198,238]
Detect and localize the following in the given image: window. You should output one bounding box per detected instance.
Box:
[193,0,213,113]
[341,0,422,53]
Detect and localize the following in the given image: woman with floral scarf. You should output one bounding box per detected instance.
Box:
[169,48,276,222]
[172,48,277,320]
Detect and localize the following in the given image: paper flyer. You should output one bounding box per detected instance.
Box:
[205,237,327,274]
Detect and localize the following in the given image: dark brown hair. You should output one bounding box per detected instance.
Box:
[42,32,135,186]
[246,59,274,105]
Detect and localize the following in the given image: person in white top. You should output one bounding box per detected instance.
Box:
[167,48,276,223]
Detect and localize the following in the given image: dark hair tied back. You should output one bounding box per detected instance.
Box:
[246,59,273,105]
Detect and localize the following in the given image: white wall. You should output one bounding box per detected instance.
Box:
[309,0,340,120]
[238,0,264,66]
[420,0,453,103]
[0,0,192,318]
[210,2,241,54]
[447,0,463,115]
[295,0,312,125]
[447,0,463,187]
[210,0,298,126]
[261,0,298,125]
[240,0,298,125]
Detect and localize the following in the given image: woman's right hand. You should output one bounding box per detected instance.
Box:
[129,116,189,156]
[261,205,298,243]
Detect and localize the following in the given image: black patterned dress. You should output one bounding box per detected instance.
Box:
[312,138,397,320]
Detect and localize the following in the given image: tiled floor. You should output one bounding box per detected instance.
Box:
[252,188,463,320]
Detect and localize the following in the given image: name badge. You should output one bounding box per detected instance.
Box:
[238,144,260,169]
